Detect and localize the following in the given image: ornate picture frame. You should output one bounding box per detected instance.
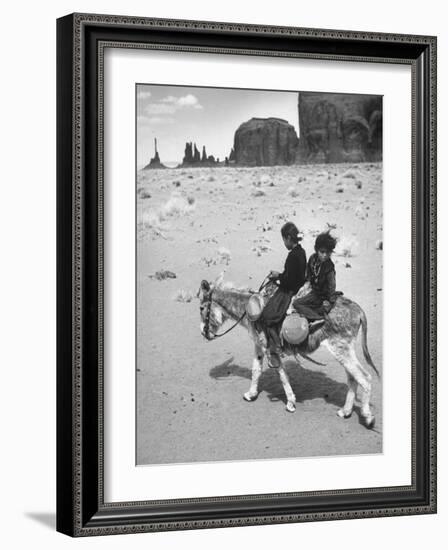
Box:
[56,13,436,536]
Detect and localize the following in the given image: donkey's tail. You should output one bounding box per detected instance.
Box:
[360,310,380,378]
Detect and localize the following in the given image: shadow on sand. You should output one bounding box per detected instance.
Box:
[210,357,380,430]
[210,357,348,409]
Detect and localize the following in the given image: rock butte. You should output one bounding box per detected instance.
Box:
[142,92,382,168]
[297,92,382,164]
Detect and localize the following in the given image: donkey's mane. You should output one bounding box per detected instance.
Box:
[214,282,253,298]
[211,282,253,322]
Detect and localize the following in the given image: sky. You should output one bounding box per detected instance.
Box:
[136,84,300,168]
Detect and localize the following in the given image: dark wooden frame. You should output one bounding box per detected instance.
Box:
[57,13,437,537]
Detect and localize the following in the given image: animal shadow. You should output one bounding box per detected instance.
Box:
[210,357,348,409]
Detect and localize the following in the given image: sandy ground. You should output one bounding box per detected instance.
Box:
[136,163,383,465]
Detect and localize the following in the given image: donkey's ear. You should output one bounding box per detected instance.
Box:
[197,279,211,299]
[214,271,225,287]
[201,280,210,292]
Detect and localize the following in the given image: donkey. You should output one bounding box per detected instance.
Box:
[198,277,380,428]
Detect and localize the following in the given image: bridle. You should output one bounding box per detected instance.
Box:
[201,275,273,341]
[202,289,247,341]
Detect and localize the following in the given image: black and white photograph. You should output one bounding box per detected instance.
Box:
[1,0,443,544]
[136,84,383,465]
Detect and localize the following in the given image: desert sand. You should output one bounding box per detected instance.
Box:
[136,163,383,465]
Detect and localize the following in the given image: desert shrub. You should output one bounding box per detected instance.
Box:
[335,235,359,257]
[151,270,177,280]
[259,174,271,185]
[173,289,194,303]
[341,169,358,179]
[159,193,196,219]
[217,247,231,265]
[140,209,163,228]
[355,205,367,219]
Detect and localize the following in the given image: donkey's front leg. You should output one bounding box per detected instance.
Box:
[243,345,264,402]
[278,366,297,413]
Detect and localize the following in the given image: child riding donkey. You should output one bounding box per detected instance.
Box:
[292,230,340,322]
[256,226,339,367]
[199,226,378,426]
[255,222,306,368]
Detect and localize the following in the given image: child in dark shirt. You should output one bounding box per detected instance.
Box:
[258,222,307,367]
[292,231,338,324]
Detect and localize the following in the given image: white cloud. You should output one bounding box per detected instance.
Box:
[137,90,152,100]
[160,95,179,104]
[178,94,203,109]
[160,94,203,110]
[141,93,203,124]
[145,103,177,115]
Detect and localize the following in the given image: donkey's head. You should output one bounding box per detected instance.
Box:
[198,279,228,340]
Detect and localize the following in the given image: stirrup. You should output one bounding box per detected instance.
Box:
[267,350,282,369]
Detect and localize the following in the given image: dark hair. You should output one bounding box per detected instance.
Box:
[314,230,337,252]
[281,221,301,243]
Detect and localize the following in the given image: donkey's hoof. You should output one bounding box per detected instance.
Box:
[286,401,296,413]
[364,415,376,429]
[337,408,352,419]
[243,392,258,402]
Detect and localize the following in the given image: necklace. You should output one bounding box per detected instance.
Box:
[311,257,322,282]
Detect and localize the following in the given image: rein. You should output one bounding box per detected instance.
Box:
[203,276,271,341]
[203,289,247,341]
